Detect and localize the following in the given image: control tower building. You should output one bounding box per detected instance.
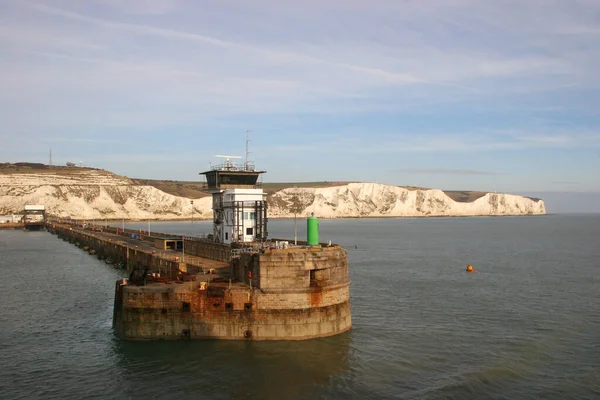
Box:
[200,156,267,244]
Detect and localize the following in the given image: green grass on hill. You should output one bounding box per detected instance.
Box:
[130,179,358,199]
[135,179,493,203]
[0,162,101,174]
[1,162,517,203]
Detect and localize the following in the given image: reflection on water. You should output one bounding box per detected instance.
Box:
[114,333,352,400]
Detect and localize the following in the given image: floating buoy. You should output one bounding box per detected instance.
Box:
[466,264,478,273]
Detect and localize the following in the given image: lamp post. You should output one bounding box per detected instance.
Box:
[291,185,300,245]
[190,200,194,224]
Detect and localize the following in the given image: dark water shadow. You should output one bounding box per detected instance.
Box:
[111,331,352,400]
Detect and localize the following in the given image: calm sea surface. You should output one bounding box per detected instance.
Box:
[1,215,599,400]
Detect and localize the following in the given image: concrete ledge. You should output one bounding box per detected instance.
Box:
[259,281,351,294]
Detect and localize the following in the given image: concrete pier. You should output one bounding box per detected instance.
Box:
[48,222,227,276]
[0,223,24,230]
[49,222,352,341]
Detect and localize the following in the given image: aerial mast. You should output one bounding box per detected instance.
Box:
[245,130,252,171]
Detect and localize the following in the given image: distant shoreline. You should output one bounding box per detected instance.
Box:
[74,213,548,223]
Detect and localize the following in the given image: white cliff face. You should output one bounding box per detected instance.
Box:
[0,171,212,220]
[267,183,546,218]
[0,172,545,219]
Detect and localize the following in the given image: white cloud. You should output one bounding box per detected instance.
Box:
[296,130,600,154]
[1,0,599,151]
[396,168,505,176]
[97,0,180,15]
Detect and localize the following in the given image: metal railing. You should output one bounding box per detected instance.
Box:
[230,247,261,257]
[210,161,256,172]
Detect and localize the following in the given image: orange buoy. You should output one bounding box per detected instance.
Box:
[466,264,478,273]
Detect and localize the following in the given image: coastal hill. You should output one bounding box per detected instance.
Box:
[0,163,546,219]
[134,177,491,204]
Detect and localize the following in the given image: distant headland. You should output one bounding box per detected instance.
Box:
[0,162,546,219]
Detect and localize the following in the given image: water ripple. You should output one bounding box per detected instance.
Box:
[1,216,599,399]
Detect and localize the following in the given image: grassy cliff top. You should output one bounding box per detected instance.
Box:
[132,179,494,203]
[0,162,101,174]
[130,179,359,199]
[0,162,505,203]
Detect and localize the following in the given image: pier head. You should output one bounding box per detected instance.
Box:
[113,241,351,340]
[109,156,351,340]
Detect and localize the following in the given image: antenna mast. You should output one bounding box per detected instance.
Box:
[245,130,252,170]
[49,148,52,166]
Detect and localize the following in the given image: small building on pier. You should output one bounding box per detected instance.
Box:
[23,205,46,231]
[154,236,183,250]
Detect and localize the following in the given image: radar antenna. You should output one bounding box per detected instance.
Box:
[215,155,242,169]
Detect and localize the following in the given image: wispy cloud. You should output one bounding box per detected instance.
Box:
[43,137,127,144]
[395,168,505,176]
[325,130,600,154]
[20,2,234,46]
[98,0,181,15]
[1,0,599,190]
[264,144,321,152]
[19,1,424,85]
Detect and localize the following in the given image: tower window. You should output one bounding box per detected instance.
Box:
[246,227,253,235]
[225,232,228,240]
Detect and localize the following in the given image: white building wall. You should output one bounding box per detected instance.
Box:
[24,205,45,211]
[218,188,265,244]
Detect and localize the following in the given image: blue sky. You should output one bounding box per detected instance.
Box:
[1,0,599,201]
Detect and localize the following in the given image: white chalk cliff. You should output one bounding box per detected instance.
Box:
[268,183,546,218]
[0,169,545,219]
[0,169,212,220]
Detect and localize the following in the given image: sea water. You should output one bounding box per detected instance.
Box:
[1,215,598,399]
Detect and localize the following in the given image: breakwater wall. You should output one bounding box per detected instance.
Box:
[76,224,232,263]
[0,223,24,230]
[115,245,352,341]
[49,222,352,341]
[115,281,351,341]
[49,223,182,276]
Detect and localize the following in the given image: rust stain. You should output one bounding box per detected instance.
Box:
[310,286,323,307]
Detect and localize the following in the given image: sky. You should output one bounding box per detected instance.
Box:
[0,0,599,211]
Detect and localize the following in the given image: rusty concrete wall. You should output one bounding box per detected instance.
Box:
[62,224,230,263]
[115,246,352,341]
[229,247,349,292]
[230,253,259,286]
[52,225,181,276]
[52,224,352,341]
[255,285,350,310]
[257,247,349,291]
[89,225,173,242]
[115,281,351,340]
[0,223,24,230]
[184,239,231,263]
